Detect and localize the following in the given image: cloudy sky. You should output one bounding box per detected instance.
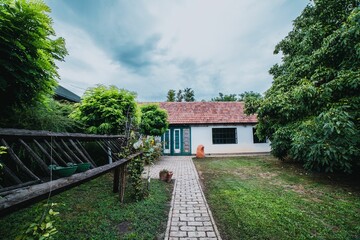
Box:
[45,0,308,101]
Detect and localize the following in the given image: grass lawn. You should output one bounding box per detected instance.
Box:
[0,173,173,240]
[194,156,360,240]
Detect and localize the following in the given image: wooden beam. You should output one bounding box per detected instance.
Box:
[69,139,94,167]
[33,139,59,166]
[2,165,22,185]
[0,152,142,216]
[19,139,51,175]
[52,140,74,164]
[0,128,125,141]
[0,180,41,196]
[44,140,67,166]
[75,140,97,167]
[60,139,83,163]
[1,139,40,181]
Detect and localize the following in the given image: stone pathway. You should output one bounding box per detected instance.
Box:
[143,156,222,240]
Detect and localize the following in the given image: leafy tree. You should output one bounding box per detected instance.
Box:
[139,104,168,136]
[211,92,238,101]
[240,91,263,115]
[238,91,262,101]
[70,85,138,135]
[0,0,67,125]
[183,87,195,102]
[255,0,360,173]
[176,90,183,102]
[166,89,176,102]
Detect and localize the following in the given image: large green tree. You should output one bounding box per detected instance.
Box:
[0,0,67,125]
[254,0,360,173]
[139,104,168,136]
[70,85,138,135]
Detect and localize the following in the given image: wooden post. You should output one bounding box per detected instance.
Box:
[113,167,120,193]
[119,163,127,203]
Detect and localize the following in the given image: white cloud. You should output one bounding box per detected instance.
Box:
[48,0,308,101]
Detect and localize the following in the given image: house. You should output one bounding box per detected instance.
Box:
[54,85,81,103]
[158,102,270,156]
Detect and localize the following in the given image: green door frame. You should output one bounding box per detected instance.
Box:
[162,126,191,156]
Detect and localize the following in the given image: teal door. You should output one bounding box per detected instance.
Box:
[162,127,191,155]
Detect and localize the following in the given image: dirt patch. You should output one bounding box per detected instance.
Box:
[258,172,278,179]
[118,221,131,234]
[233,170,251,179]
[282,184,324,202]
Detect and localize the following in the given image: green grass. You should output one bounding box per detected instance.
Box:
[0,173,173,240]
[194,156,360,240]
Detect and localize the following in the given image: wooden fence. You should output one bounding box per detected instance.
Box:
[0,128,140,216]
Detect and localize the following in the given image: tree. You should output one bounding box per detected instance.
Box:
[183,87,195,102]
[239,91,263,115]
[176,90,183,102]
[70,85,138,135]
[0,0,67,125]
[166,89,176,102]
[255,0,360,173]
[139,104,168,136]
[211,92,237,101]
[238,91,262,101]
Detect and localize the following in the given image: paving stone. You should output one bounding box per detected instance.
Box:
[188,231,206,237]
[180,226,196,231]
[197,226,214,231]
[188,221,204,226]
[170,231,187,237]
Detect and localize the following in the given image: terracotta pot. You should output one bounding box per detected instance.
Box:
[166,171,173,182]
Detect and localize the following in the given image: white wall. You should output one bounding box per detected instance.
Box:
[190,125,270,154]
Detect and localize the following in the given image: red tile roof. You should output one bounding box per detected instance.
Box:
[157,102,257,125]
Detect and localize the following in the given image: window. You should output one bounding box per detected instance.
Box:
[253,127,266,143]
[212,128,237,144]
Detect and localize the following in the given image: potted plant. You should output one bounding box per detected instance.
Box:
[159,169,169,181]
